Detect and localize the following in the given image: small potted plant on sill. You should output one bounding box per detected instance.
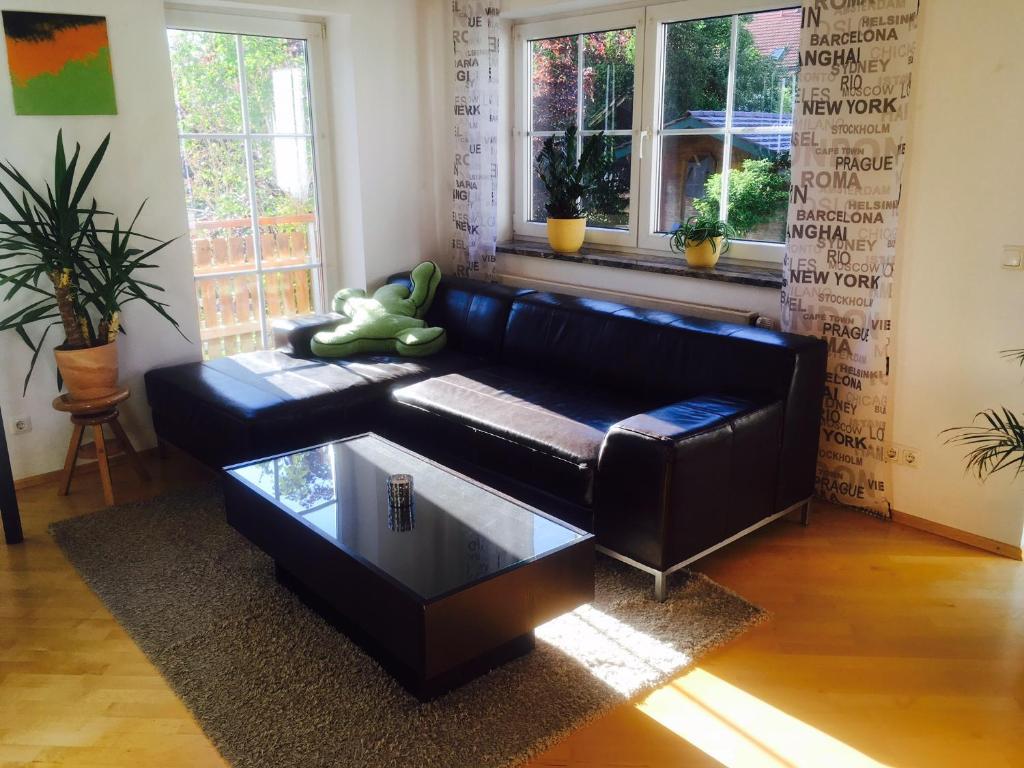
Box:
[0,131,185,399]
[535,124,615,254]
[668,214,737,268]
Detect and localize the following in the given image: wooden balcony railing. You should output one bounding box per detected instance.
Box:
[190,214,318,359]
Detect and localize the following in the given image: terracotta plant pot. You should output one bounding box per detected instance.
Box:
[684,236,724,268]
[54,340,119,401]
[546,217,587,254]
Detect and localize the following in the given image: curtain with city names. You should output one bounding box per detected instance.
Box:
[451,1,500,280]
[781,1,919,517]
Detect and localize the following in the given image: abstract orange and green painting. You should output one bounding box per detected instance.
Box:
[2,11,116,115]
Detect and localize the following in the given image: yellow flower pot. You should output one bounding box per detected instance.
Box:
[683,237,724,268]
[546,217,586,254]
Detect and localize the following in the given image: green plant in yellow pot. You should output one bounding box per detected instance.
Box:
[535,124,620,254]
[668,215,736,268]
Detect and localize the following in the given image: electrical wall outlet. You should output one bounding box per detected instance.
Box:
[901,447,918,467]
[883,442,920,467]
[11,415,31,434]
[1002,245,1024,269]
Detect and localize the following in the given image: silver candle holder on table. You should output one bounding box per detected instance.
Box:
[386,473,415,532]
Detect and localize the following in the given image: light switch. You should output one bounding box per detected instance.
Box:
[1001,245,1023,269]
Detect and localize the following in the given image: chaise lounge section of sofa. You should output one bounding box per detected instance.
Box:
[145,273,827,598]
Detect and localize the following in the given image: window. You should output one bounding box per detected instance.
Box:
[517,10,643,248]
[514,2,800,262]
[166,12,331,359]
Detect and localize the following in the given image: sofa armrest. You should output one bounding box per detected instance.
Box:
[271,313,344,357]
[595,397,781,571]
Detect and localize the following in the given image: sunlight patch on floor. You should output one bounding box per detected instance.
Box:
[535,604,691,697]
[637,668,890,768]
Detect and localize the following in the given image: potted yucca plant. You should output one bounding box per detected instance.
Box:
[535,124,617,254]
[0,131,184,399]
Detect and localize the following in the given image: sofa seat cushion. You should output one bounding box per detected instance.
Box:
[392,366,649,506]
[144,349,480,466]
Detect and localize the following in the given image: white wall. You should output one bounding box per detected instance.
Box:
[0,0,442,479]
[498,252,781,317]
[325,0,447,286]
[890,0,1024,547]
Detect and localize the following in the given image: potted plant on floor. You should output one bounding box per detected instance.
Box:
[0,131,185,398]
[944,349,1024,478]
[668,214,736,268]
[535,124,617,254]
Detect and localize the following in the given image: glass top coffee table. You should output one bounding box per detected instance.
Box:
[223,433,594,700]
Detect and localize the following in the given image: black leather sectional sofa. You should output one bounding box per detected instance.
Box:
[146,273,827,598]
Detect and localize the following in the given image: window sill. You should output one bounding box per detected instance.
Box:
[496,240,783,290]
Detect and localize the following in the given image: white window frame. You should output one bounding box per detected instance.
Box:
[165,9,337,345]
[513,0,796,264]
[513,9,646,249]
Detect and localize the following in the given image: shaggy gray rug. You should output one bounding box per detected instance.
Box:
[51,484,766,768]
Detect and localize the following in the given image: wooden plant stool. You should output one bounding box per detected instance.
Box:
[52,387,149,506]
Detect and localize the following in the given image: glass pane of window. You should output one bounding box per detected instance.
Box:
[654,10,796,251]
[661,16,732,127]
[734,9,800,126]
[167,30,243,135]
[172,25,325,360]
[251,138,318,267]
[181,138,255,271]
[242,35,312,134]
[262,269,317,327]
[726,135,791,244]
[531,35,578,131]
[583,28,635,131]
[657,133,725,234]
[195,274,261,360]
[190,228,257,276]
[584,134,631,230]
[530,135,550,223]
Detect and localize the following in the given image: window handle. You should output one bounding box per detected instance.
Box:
[638,129,649,159]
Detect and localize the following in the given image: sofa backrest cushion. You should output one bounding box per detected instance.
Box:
[501,291,819,401]
[499,292,673,397]
[386,273,532,358]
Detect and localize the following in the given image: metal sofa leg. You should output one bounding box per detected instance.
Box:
[600,501,812,603]
[654,572,667,602]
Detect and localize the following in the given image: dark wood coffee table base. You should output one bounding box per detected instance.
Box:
[276,563,536,700]
[224,467,594,702]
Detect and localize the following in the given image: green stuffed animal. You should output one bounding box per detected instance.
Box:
[310,261,446,358]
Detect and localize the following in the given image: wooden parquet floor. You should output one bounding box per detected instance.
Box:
[2,451,1022,767]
